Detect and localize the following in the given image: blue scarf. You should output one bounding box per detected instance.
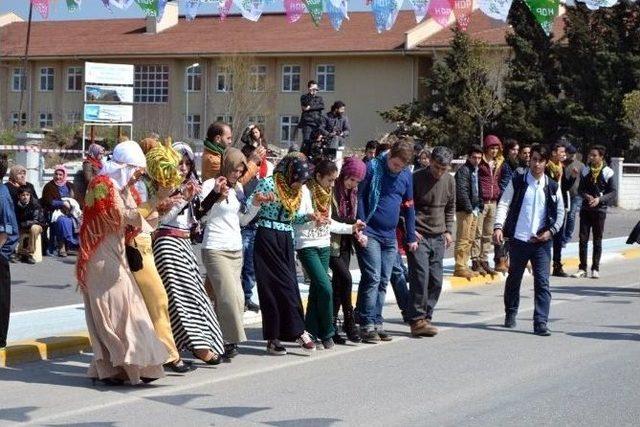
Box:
[365,153,396,222]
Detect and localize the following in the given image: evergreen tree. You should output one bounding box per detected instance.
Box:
[559,2,640,157]
[380,28,502,155]
[497,0,563,145]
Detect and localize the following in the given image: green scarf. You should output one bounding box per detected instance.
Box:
[204,138,226,156]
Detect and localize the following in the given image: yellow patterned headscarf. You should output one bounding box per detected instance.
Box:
[145,138,183,188]
[273,152,311,217]
[307,177,331,216]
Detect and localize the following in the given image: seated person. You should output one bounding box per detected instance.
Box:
[5,164,38,205]
[42,166,76,256]
[14,186,45,264]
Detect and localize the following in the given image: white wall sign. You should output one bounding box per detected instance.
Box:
[84,104,133,123]
[85,62,134,85]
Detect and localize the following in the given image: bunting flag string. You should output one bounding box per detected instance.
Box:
[408,0,430,23]
[451,0,473,31]
[428,0,453,27]
[284,0,306,23]
[525,0,559,35]
[31,0,50,19]
[25,0,633,37]
[303,0,324,26]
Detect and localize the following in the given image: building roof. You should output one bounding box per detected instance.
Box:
[416,10,566,48]
[0,11,420,59]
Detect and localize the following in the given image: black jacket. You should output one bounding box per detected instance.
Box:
[15,198,45,231]
[299,93,325,127]
[578,165,616,212]
[455,161,484,213]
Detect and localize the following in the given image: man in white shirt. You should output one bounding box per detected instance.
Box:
[493,145,564,336]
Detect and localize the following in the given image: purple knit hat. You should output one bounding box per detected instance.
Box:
[340,156,366,180]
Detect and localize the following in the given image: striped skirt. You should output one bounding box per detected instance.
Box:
[152,236,225,355]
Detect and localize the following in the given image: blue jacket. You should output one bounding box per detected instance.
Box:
[1,183,19,260]
[357,159,417,244]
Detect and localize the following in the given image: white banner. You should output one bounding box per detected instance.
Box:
[84,104,133,123]
[85,62,134,85]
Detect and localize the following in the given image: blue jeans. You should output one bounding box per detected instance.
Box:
[355,235,397,329]
[241,227,257,303]
[504,239,552,327]
[563,195,583,245]
[390,252,410,322]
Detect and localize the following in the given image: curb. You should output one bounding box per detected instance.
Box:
[2,245,638,368]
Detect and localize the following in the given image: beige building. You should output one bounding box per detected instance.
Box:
[0,3,525,150]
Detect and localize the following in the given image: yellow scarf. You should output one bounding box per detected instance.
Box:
[274,173,303,218]
[590,162,604,184]
[307,178,331,216]
[546,161,563,182]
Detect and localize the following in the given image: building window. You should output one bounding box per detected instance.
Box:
[66,111,82,124]
[11,112,27,127]
[248,115,266,126]
[282,65,301,92]
[186,114,201,139]
[12,68,26,92]
[67,67,83,92]
[280,115,299,143]
[40,67,54,91]
[134,64,169,103]
[250,65,267,92]
[215,115,233,124]
[186,65,201,92]
[217,67,234,92]
[39,112,53,128]
[316,64,335,92]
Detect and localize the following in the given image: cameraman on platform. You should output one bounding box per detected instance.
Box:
[299,80,325,153]
[323,101,350,150]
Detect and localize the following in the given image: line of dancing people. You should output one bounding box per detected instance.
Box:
[0,123,617,385]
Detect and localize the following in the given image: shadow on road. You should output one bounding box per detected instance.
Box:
[566,332,640,342]
[552,285,640,298]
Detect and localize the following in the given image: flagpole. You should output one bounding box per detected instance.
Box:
[17,2,34,131]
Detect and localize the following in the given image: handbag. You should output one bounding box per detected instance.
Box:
[125,241,144,272]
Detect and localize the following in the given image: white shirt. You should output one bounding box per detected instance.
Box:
[495,172,564,242]
[294,185,353,250]
[200,178,259,251]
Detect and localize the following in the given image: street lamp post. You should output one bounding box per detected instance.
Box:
[185,62,200,140]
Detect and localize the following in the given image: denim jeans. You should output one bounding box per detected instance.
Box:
[407,235,445,322]
[504,238,552,327]
[563,195,583,245]
[241,227,257,303]
[390,252,410,322]
[355,235,397,330]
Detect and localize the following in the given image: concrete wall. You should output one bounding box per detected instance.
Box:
[1,54,417,151]
[611,158,640,210]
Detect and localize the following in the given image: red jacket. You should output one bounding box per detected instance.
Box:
[478,155,503,202]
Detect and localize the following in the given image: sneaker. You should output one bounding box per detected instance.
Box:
[58,249,68,258]
[572,269,587,279]
[504,315,516,329]
[534,324,551,337]
[322,338,335,350]
[266,340,287,356]
[360,329,380,344]
[375,327,393,342]
[552,265,569,278]
[245,301,260,313]
[296,331,316,351]
[591,270,600,279]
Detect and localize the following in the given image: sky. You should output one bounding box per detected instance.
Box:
[0,0,407,21]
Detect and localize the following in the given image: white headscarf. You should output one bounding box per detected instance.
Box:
[100,140,147,190]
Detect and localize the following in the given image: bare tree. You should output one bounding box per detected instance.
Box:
[214,55,276,145]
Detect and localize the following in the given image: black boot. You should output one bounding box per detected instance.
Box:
[343,308,362,343]
[552,262,569,278]
[332,316,347,345]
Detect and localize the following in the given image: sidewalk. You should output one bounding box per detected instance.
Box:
[2,237,638,367]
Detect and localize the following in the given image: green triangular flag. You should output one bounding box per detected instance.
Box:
[135,0,159,17]
[66,0,81,12]
[303,0,324,26]
[525,0,559,36]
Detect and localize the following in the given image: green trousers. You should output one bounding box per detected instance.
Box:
[298,246,334,340]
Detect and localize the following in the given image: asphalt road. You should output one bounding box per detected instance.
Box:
[1,256,638,426]
[9,207,640,312]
